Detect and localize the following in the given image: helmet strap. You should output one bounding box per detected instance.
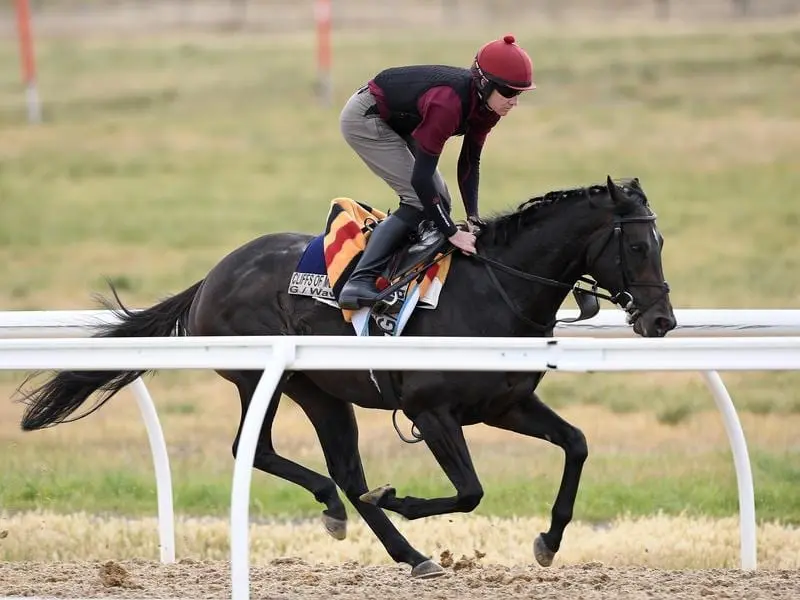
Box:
[472,61,495,107]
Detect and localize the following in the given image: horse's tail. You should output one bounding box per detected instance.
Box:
[18,279,204,431]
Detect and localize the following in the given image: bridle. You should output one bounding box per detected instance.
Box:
[473,213,671,332]
[591,213,671,324]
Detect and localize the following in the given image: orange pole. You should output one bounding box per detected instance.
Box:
[315,0,332,105]
[16,0,36,85]
[15,0,42,122]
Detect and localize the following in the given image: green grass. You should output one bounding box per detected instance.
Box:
[1,23,800,522]
[1,25,799,307]
[3,448,799,523]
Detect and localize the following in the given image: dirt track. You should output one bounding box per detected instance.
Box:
[1,558,798,600]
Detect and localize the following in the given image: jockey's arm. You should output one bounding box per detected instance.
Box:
[457,136,483,221]
[410,150,459,238]
[410,90,467,237]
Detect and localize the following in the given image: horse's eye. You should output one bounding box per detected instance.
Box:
[630,243,646,254]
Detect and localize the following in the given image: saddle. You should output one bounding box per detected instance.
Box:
[289,198,453,335]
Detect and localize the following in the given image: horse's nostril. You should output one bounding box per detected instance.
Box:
[655,316,676,333]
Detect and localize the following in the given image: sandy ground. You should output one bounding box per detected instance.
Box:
[1,558,799,600]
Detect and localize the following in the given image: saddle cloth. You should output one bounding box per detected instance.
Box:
[288,197,452,331]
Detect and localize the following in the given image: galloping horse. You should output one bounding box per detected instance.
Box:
[18,176,675,578]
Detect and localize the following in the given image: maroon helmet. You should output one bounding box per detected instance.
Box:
[472,34,535,99]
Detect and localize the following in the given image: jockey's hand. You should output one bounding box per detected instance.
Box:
[466,215,485,235]
[448,229,477,255]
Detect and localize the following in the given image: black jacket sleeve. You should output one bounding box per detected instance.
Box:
[457,137,482,218]
[410,149,459,237]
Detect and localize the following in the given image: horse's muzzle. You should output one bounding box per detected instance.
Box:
[635,312,677,337]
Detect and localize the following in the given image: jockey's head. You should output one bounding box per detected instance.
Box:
[471,34,536,109]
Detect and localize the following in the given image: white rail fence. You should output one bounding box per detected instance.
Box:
[2,309,800,599]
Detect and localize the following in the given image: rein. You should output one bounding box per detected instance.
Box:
[472,253,610,332]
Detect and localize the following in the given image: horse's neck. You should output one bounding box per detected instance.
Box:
[491,208,600,332]
[498,207,598,279]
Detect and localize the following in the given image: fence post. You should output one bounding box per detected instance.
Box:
[131,377,176,564]
[442,0,458,23]
[230,340,294,600]
[655,0,670,21]
[732,0,750,17]
[229,0,249,30]
[701,371,757,570]
[14,0,42,123]
[315,0,332,107]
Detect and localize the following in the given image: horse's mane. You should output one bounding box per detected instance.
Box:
[482,177,649,245]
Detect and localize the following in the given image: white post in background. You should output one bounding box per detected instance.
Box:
[131,377,176,564]
[702,370,757,570]
[230,340,294,600]
[315,0,332,107]
[15,0,42,124]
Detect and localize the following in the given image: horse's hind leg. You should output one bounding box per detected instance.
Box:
[482,391,588,567]
[284,375,442,578]
[227,370,348,539]
[360,407,485,520]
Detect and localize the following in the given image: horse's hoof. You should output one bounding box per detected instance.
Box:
[411,559,445,579]
[359,484,394,506]
[534,534,556,567]
[322,513,347,541]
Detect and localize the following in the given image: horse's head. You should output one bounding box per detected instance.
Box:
[477,176,676,337]
[586,176,676,337]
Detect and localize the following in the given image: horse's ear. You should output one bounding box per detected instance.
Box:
[606,175,622,204]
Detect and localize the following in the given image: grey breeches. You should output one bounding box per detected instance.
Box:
[339,87,452,220]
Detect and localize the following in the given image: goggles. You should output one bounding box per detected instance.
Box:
[495,85,523,99]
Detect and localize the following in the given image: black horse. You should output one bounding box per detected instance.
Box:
[18,176,675,578]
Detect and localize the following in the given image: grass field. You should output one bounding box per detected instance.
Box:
[1,20,800,539]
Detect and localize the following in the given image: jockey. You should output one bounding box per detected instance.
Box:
[337,34,536,310]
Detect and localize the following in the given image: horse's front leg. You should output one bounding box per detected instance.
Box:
[483,392,588,567]
[360,407,484,519]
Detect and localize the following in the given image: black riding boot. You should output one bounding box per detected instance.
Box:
[338,214,412,310]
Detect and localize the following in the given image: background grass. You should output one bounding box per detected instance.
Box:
[2,377,800,523]
[1,20,800,527]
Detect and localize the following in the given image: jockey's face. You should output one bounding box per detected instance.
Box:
[487,88,522,116]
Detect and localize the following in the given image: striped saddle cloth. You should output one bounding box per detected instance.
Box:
[288,197,452,329]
